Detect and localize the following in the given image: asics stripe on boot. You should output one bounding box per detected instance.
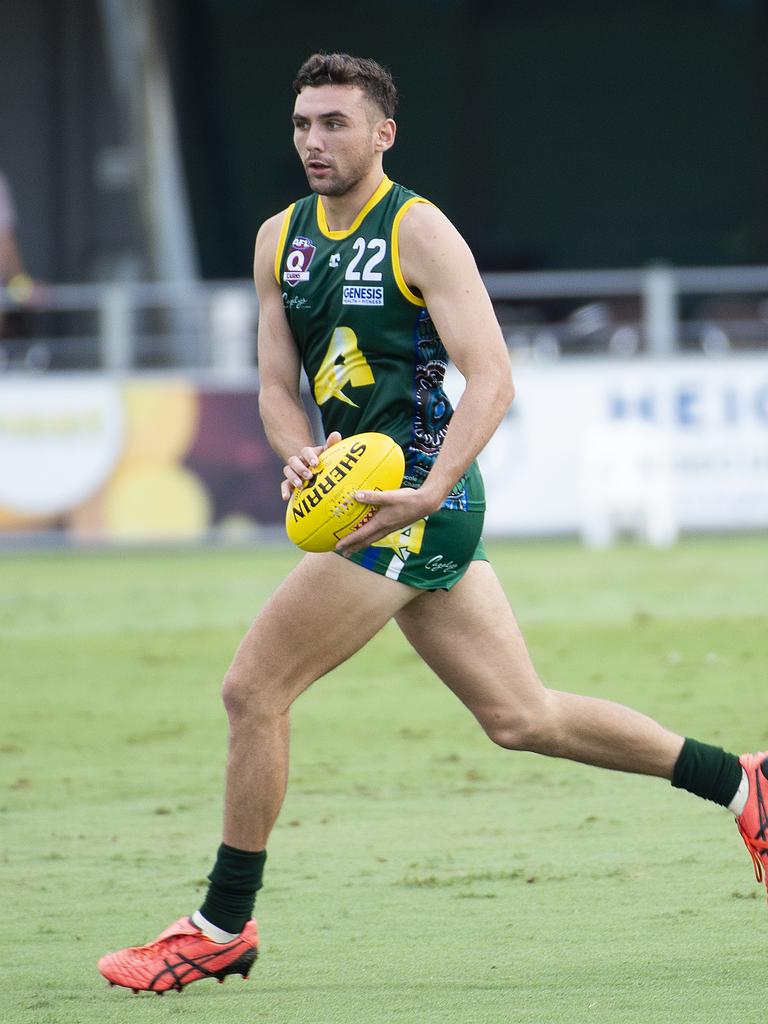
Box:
[736,752,768,899]
[98,916,259,993]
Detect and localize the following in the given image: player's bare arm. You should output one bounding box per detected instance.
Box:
[397,202,514,500]
[254,213,341,499]
[337,201,514,553]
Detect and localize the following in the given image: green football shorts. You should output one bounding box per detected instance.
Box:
[341,507,487,590]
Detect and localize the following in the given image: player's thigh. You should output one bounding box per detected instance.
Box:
[225,551,418,711]
[394,559,547,728]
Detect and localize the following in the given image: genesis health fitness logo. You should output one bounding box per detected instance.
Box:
[342,285,384,307]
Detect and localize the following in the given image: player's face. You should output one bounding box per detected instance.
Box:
[292,85,391,197]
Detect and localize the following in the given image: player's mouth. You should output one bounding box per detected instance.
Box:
[307,160,332,175]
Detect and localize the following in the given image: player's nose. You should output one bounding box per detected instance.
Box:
[305,123,324,153]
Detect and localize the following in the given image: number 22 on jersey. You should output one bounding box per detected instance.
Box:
[314,326,375,408]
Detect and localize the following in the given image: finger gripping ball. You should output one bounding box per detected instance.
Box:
[285,432,405,552]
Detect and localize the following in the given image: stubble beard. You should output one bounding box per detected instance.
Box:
[312,179,352,197]
[306,158,371,198]
[309,172,358,198]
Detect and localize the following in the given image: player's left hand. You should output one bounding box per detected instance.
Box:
[335,487,438,556]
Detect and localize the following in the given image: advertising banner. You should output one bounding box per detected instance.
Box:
[0,379,285,540]
[1,358,766,542]
[448,356,768,537]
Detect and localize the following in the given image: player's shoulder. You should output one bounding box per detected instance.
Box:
[397,196,450,230]
[253,205,296,275]
[395,192,469,258]
[256,206,293,248]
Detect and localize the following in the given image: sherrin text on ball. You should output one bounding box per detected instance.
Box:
[285,432,405,552]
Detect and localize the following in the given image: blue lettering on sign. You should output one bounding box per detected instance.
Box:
[608,380,768,430]
[608,393,656,421]
[675,389,700,428]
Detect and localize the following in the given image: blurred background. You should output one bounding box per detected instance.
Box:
[1,0,767,546]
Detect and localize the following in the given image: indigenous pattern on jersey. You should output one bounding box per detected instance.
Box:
[274,176,484,514]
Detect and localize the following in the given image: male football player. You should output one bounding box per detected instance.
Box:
[99,53,768,994]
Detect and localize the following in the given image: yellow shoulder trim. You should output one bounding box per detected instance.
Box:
[392,197,432,306]
[273,204,296,285]
[315,176,394,240]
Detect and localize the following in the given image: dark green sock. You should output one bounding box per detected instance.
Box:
[671,737,742,808]
[198,844,266,934]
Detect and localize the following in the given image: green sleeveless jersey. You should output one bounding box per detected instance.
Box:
[274,176,484,512]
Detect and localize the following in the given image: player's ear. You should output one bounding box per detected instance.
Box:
[375,118,396,152]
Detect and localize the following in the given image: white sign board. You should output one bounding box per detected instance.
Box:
[445,356,768,536]
[0,379,124,515]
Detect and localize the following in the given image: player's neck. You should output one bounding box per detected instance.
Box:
[318,169,388,232]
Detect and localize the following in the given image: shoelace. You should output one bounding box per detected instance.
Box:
[133,929,202,958]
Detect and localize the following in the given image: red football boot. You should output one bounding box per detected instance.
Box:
[98,916,258,994]
[735,752,768,899]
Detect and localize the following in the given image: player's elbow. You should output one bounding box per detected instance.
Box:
[491,364,515,413]
[500,371,515,409]
[484,344,515,409]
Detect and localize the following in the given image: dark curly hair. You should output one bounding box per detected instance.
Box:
[293,53,398,119]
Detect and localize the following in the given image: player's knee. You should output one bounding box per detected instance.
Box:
[485,717,537,751]
[483,697,556,752]
[221,670,249,720]
[221,668,274,723]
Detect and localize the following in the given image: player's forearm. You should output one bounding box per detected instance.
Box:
[258,383,317,463]
[419,371,514,510]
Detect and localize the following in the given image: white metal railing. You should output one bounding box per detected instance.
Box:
[1,265,767,373]
[484,265,768,358]
[0,279,256,375]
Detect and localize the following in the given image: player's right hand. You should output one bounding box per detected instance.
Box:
[280,431,342,501]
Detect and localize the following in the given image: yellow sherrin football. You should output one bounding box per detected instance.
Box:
[285,432,405,552]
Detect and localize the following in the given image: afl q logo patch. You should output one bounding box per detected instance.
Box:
[284,236,316,286]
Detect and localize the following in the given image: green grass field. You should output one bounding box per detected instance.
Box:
[2,537,767,1024]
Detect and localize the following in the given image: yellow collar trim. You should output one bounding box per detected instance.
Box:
[315,176,393,240]
[273,203,296,285]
